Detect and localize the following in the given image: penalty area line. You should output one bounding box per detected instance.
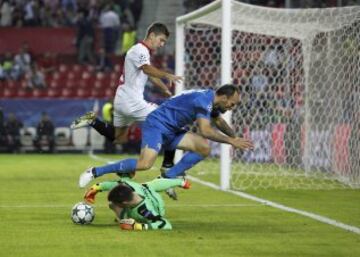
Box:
[87,152,360,235]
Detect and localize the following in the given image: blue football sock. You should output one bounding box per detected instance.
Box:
[94,159,137,177]
[164,152,204,178]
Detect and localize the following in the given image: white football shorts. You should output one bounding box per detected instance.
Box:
[113,92,157,127]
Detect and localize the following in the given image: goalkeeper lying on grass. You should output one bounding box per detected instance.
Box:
[84,177,190,230]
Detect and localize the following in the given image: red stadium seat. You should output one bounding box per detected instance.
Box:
[65,79,76,89]
[93,80,104,89]
[103,75,111,86]
[76,88,90,98]
[32,89,46,98]
[110,71,118,81]
[78,80,86,88]
[49,71,61,81]
[104,88,115,98]
[85,65,95,73]
[58,64,69,81]
[60,88,75,98]
[59,64,68,73]
[79,71,93,88]
[90,88,105,98]
[110,79,118,89]
[66,71,75,80]
[19,80,28,89]
[72,65,83,79]
[95,71,105,81]
[47,88,61,98]
[49,80,60,89]
[72,64,81,71]
[17,89,32,98]
[3,88,16,98]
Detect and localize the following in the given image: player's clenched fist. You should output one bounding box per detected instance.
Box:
[230,137,254,150]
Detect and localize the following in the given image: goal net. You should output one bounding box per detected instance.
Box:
[176,0,360,190]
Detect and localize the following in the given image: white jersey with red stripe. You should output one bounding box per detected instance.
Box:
[116,42,150,101]
[113,42,157,127]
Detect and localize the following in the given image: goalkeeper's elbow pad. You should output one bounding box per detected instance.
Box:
[119,218,148,231]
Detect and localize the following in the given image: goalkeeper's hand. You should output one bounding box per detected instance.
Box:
[84,183,102,204]
[182,179,191,189]
[119,218,148,231]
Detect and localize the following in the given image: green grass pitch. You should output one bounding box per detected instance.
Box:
[0,154,359,257]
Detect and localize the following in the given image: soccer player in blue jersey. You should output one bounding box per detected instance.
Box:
[79,84,254,188]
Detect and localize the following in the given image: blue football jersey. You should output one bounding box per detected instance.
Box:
[146,89,215,133]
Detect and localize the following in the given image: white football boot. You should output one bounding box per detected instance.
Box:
[70,111,96,130]
[79,167,95,188]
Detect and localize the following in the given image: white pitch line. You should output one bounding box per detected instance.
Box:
[88,152,360,235]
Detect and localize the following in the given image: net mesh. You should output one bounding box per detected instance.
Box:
[181,1,360,190]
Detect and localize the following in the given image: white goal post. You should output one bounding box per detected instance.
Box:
[175,0,360,190]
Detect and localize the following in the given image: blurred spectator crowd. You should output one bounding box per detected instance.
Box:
[0,0,142,29]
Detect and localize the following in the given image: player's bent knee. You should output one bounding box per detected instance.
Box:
[197,143,211,157]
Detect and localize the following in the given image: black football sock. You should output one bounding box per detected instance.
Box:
[91,118,115,141]
[161,150,176,168]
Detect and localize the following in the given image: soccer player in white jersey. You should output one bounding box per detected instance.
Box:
[71,22,182,198]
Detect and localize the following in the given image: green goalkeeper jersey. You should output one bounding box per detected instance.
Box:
[97,177,185,230]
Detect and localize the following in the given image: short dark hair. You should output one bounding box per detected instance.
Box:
[146,22,170,38]
[108,183,134,204]
[216,84,240,97]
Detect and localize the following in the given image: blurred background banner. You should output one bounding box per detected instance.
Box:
[0,99,105,127]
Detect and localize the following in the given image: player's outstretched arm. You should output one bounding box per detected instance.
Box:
[197,118,254,150]
[141,64,183,84]
[149,76,172,97]
[146,177,190,192]
[212,116,236,138]
[84,181,119,204]
[198,118,234,144]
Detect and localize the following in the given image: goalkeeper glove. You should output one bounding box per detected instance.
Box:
[182,179,191,189]
[84,183,102,204]
[119,218,148,231]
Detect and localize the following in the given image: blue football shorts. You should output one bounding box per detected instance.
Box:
[141,122,187,152]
